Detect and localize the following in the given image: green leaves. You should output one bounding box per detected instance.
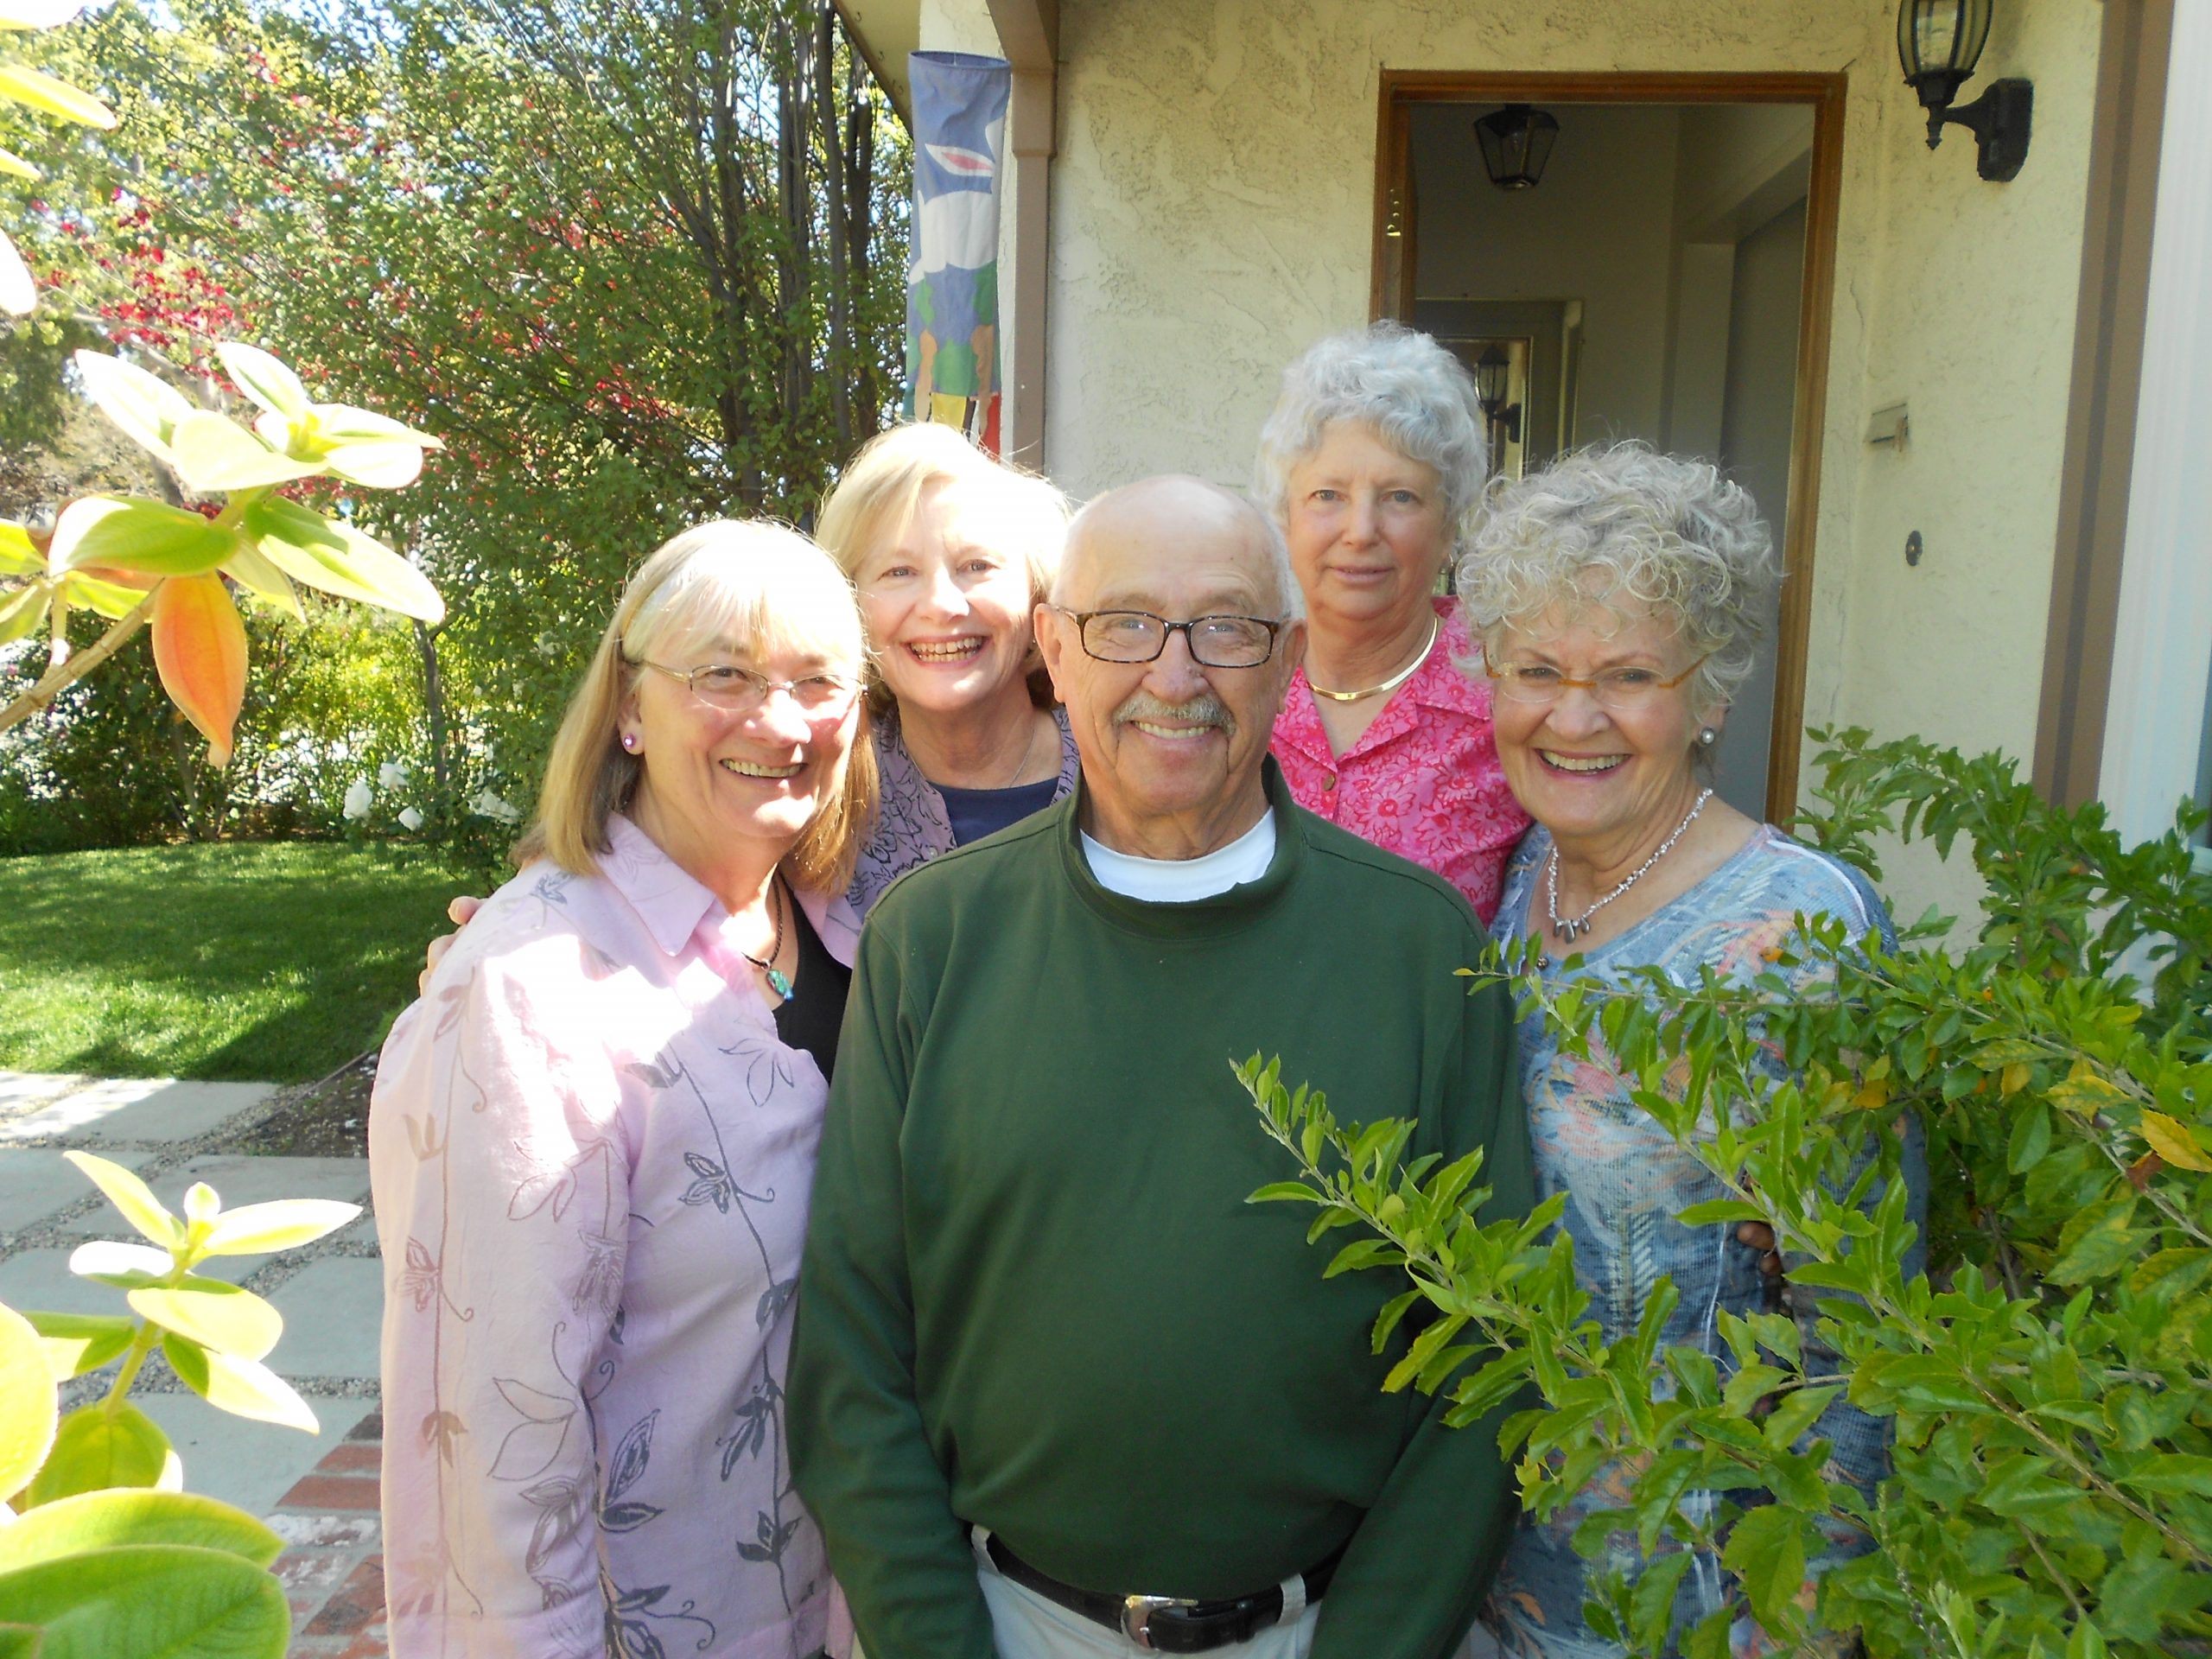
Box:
[215,343,308,424]
[46,498,234,581]
[199,1199,358,1257]
[61,1154,183,1249]
[0,1302,58,1503]
[245,498,445,623]
[1720,1505,1807,1633]
[167,413,322,494]
[26,1405,174,1505]
[23,1313,136,1381]
[0,1545,288,1659]
[126,1281,282,1364]
[0,1490,282,1573]
[0,61,114,128]
[71,353,194,464]
[160,1335,318,1433]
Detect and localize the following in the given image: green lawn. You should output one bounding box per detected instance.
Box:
[0,842,474,1083]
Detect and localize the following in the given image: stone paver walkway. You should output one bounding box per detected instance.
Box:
[0,1071,388,1657]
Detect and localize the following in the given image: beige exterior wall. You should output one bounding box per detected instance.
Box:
[903,0,2103,918]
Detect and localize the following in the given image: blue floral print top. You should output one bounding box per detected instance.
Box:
[1484,823,1926,1659]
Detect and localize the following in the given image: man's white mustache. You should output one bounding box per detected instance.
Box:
[1114,691,1234,734]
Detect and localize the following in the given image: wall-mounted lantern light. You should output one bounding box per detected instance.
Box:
[1897,0,2032,181]
[1473,105,1560,192]
[1474,346,1522,454]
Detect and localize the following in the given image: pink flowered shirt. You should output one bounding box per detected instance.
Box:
[1271,596,1531,923]
[370,814,856,1659]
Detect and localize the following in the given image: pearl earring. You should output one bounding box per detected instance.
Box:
[1697,727,1719,747]
[621,733,639,752]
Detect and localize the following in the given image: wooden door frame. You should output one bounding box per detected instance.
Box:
[1372,70,1847,826]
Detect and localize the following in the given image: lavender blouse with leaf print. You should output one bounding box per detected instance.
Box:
[1485,823,1926,1659]
[370,814,858,1659]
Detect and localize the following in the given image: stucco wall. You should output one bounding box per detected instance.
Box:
[1826,0,2101,775]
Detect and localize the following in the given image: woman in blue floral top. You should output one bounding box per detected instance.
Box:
[1455,443,1927,1657]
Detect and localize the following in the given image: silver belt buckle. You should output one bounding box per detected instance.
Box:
[1122,1592,1192,1649]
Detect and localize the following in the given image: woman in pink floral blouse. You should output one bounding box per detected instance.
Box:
[371,521,875,1658]
[1255,323,1531,923]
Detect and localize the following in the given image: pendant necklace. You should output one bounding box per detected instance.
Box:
[1546,787,1714,945]
[741,876,793,1001]
[1309,613,1440,703]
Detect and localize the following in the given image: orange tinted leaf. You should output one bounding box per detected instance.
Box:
[150,575,247,770]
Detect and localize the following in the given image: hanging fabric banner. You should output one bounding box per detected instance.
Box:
[905,50,1011,454]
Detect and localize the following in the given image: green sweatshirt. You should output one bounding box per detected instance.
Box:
[789,763,1531,1659]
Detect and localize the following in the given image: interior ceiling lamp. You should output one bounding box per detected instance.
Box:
[1897,0,2032,181]
[1473,346,1522,448]
[1473,105,1560,191]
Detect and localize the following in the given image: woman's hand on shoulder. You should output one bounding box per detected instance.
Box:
[419,894,486,994]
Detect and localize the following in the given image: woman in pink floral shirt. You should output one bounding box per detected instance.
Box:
[371,522,874,1658]
[1255,324,1531,922]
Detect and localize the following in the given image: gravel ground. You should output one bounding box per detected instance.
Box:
[226,1052,377,1159]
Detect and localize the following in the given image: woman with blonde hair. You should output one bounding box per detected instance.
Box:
[815,420,1077,914]
[372,520,874,1658]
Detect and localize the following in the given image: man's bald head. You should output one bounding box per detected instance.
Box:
[1053,476,1304,621]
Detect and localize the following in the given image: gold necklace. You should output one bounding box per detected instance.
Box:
[1308,613,1440,703]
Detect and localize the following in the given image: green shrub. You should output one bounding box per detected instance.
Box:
[1244,729,2212,1659]
[0,1154,361,1656]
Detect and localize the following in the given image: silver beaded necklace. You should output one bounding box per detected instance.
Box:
[1546,787,1714,944]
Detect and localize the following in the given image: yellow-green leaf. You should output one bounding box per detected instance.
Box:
[320,440,428,489]
[0,519,39,575]
[0,580,48,644]
[302,401,438,449]
[0,1302,58,1503]
[57,568,153,620]
[1719,1503,1806,1630]
[127,1279,281,1363]
[214,342,308,423]
[219,538,302,620]
[0,61,115,127]
[167,411,322,493]
[0,1488,283,1573]
[25,1402,173,1505]
[0,142,34,180]
[22,1311,136,1381]
[160,1333,317,1433]
[73,352,192,461]
[246,497,443,623]
[48,496,232,580]
[0,1542,288,1659]
[66,1239,171,1286]
[61,1152,182,1249]
[2139,1109,2212,1172]
[200,1198,359,1257]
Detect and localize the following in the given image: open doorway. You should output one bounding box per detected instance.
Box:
[1374,74,1844,823]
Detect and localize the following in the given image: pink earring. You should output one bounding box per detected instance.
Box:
[621,733,639,752]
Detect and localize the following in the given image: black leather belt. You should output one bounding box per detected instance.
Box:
[981,1531,1347,1653]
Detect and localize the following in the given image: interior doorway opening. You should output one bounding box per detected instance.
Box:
[1376,74,1844,824]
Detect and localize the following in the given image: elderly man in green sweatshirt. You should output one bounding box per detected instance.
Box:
[789,474,1530,1659]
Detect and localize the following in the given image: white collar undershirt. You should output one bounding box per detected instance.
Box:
[1080,811,1278,903]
